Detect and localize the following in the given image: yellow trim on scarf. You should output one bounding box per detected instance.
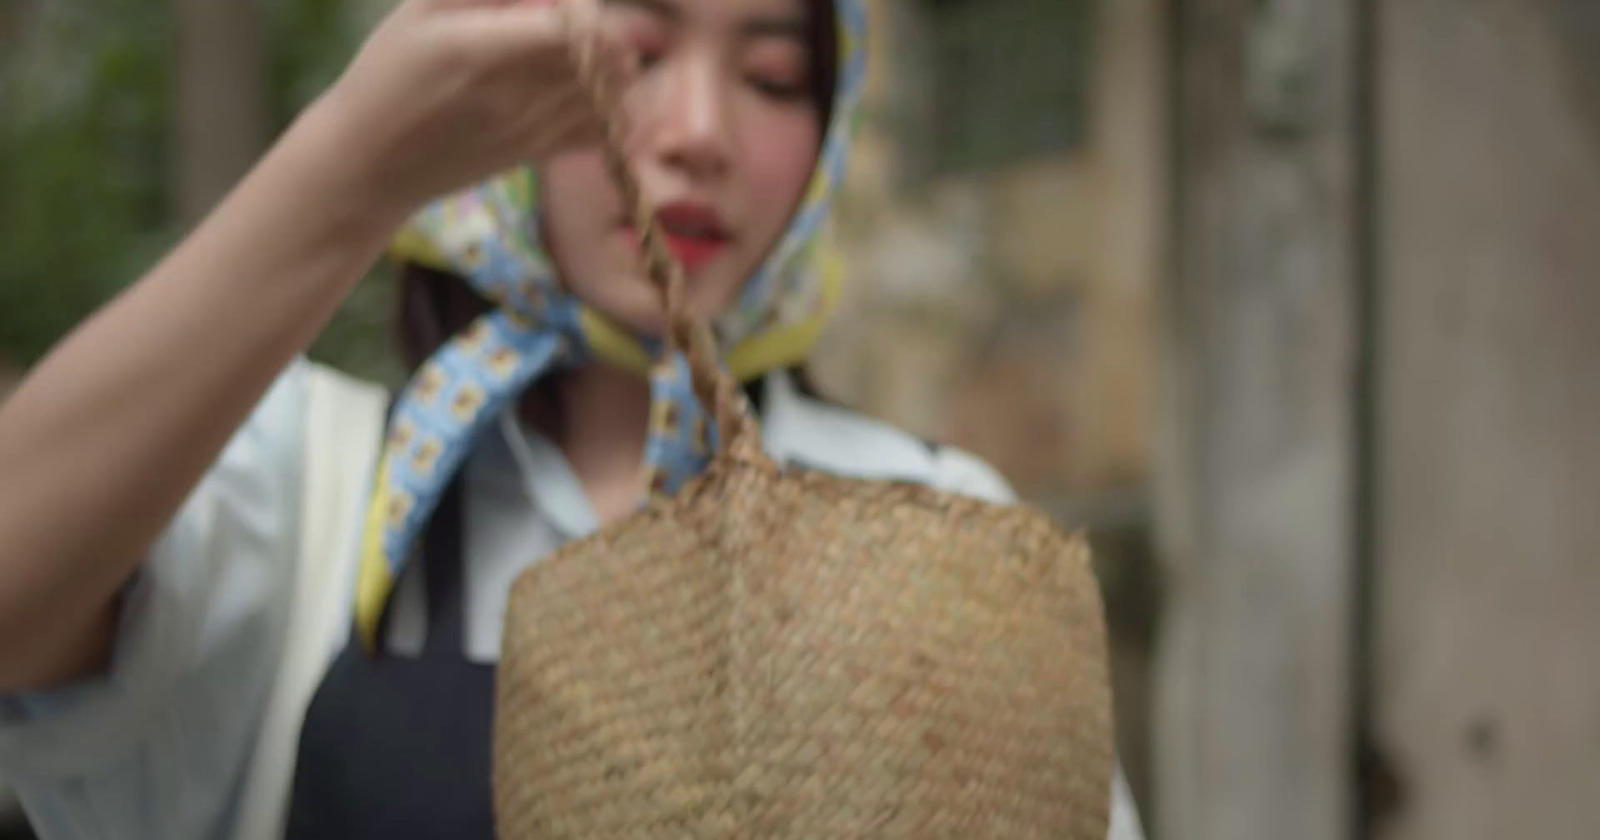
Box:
[577,247,845,382]
[390,226,450,270]
[356,459,399,652]
[727,248,843,380]
[579,308,655,377]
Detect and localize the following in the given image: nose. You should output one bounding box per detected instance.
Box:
[643,53,733,182]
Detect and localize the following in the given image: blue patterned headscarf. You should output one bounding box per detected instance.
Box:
[355,0,868,649]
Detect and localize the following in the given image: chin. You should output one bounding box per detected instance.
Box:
[578,277,670,338]
[602,302,670,340]
[598,277,740,336]
[567,241,750,335]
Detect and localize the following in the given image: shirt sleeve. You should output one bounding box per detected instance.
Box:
[0,359,310,840]
[929,445,1150,840]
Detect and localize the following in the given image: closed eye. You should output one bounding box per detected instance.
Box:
[744,37,811,102]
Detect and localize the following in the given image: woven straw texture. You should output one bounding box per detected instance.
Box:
[491,6,1116,837]
[493,457,1114,840]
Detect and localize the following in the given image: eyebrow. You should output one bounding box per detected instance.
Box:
[603,0,809,41]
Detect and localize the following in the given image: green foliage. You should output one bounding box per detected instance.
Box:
[268,0,358,121]
[309,262,407,389]
[0,0,402,385]
[0,0,175,364]
[267,0,407,386]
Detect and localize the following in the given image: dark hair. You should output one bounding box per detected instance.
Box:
[394,0,840,401]
[807,0,838,136]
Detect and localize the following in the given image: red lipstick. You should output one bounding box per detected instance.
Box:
[648,201,732,273]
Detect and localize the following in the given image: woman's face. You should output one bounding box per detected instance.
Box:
[540,0,826,336]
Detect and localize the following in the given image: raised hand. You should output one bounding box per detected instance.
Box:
[317,0,630,216]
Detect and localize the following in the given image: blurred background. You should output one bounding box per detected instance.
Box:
[3,0,1599,839]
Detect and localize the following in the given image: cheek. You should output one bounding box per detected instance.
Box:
[743,113,823,227]
[540,151,615,237]
[538,150,626,292]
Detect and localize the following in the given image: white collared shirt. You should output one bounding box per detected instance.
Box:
[0,358,1145,840]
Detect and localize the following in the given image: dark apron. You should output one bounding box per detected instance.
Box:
[283,479,497,840]
[279,379,777,838]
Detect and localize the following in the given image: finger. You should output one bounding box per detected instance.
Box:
[437,4,569,63]
[544,114,608,158]
[485,62,594,127]
[567,28,640,113]
[560,0,603,38]
[555,0,639,90]
[531,86,606,139]
[412,0,524,11]
[479,18,637,115]
[527,92,609,156]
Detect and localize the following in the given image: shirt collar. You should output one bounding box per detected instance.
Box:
[493,370,804,540]
[497,410,601,541]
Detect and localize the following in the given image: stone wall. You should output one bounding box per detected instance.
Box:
[811,0,1162,503]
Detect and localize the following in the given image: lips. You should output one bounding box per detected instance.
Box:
[625,201,732,273]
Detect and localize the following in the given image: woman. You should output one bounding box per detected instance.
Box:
[0,0,1145,837]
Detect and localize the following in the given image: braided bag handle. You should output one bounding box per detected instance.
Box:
[560,2,769,468]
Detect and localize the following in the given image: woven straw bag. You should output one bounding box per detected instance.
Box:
[491,11,1116,838]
